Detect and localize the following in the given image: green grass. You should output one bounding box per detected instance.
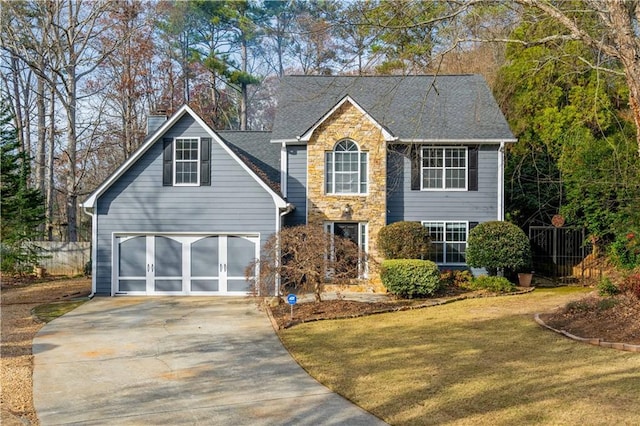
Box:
[32,299,88,323]
[279,287,640,425]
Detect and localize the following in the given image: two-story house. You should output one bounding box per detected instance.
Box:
[82,74,516,296]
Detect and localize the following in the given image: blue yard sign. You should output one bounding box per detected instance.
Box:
[287,294,297,321]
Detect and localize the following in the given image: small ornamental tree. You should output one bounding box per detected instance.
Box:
[465,221,531,276]
[247,224,364,302]
[378,221,431,259]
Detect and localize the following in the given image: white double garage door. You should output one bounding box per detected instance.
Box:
[114,234,259,295]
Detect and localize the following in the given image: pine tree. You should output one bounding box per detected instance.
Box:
[1,103,45,274]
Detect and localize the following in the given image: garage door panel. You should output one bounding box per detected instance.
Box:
[155,279,183,292]
[118,236,146,277]
[227,279,251,292]
[227,236,255,276]
[155,236,182,277]
[191,237,219,278]
[191,279,219,292]
[118,279,146,292]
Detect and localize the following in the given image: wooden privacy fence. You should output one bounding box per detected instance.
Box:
[32,242,90,276]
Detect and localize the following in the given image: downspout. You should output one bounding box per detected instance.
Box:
[497,141,505,221]
[275,203,295,296]
[280,142,288,198]
[81,205,96,298]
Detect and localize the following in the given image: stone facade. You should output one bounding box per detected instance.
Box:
[306,101,387,292]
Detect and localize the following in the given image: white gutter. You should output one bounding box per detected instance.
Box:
[498,141,506,221]
[81,205,97,298]
[399,138,518,144]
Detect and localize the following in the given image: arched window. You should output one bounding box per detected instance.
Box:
[325,140,368,194]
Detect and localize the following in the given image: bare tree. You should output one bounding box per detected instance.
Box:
[3,0,123,241]
[248,224,366,302]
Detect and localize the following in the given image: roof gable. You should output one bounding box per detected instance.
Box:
[298,95,395,142]
[270,75,516,143]
[83,105,287,209]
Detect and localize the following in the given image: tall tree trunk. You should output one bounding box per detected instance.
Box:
[240,37,248,130]
[47,84,56,241]
[608,4,640,156]
[35,71,47,238]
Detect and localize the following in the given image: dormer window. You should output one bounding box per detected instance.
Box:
[325,140,368,194]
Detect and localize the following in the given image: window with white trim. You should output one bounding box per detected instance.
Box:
[325,140,368,194]
[174,138,200,185]
[422,221,468,264]
[422,147,467,190]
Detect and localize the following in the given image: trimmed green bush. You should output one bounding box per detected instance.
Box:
[377,221,431,260]
[466,221,531,276]
[439,269,473,288]
[380,259,441,298]
[467,275,515,293]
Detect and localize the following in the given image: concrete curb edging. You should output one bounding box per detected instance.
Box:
[534,313,640,353]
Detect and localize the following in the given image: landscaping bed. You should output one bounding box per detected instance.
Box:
[1,276,91,426]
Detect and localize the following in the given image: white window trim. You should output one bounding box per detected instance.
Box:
[421,146,468,191]
[324,221,369,279]
[421,221,469,265]
[325,139,368,195]
[173,137,201,186]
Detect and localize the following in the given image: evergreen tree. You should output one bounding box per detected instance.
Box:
[1,103,45,274]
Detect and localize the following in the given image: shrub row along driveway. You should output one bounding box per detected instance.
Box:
[279,287,640,425]
[33,297,386,425]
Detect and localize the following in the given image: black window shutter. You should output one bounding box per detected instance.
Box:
[410,144,421,190]
[469,221,479,232]
[200,137,211,186]
[468,146,478,191]
[163,137,173,186]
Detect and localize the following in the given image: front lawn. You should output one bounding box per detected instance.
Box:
[279,287,640,425]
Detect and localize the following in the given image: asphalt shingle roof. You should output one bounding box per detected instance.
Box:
[218,131,280,190]
[270,74,515,142]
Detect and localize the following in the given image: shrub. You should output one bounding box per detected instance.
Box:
[440,269,473,288]
[467,275,516,293]
[377,221,431,260]
[597,277,619,297]
[466,221,531,276]
[620,273,640,299]
[381,259,441,298]
[608,231,640,270]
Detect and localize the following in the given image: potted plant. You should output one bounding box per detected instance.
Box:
[517,270,534,287]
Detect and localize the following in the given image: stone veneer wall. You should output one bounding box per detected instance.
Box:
[306,102,387,292]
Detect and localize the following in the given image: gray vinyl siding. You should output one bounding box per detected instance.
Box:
[284,145,307,226]
[94,115,278,295]
[387,144,500,224]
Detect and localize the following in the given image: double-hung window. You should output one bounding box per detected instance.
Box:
[422,221,468,264]
[422,147,467,190]
[325,140,368,194]
[174,138,200,185]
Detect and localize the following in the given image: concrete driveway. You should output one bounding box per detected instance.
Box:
[33,297,387,425]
